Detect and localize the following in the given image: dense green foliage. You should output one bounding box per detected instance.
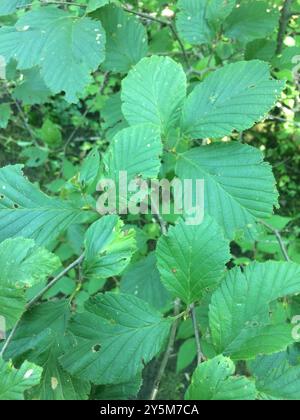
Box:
[0,0,300,401]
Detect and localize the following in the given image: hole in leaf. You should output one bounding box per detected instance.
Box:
[92,344,101,353]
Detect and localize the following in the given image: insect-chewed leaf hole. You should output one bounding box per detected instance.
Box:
[92,344,101,353]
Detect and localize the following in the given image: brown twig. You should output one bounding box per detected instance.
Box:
[150,299,181,400]
[26,253,85,308]
[0,253,85,358]
[123,7,190,69]
[122,6,168,25]
[64,71,110,154]
[260,220,291,262]
[1,82,38,143]
[150,200,168,236]
[17,1,87,9]
[169,23,190,69]
[277,0,294,54]
[190,303,205,364]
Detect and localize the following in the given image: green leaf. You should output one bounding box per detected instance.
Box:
[0,287,24,331]
[103,124,162,182]
[181,61,284,139]
[1,300,90,400]
[0,165,83,245]
[121,253,171,310]
[29,337,91,401]
[37,119,62,148]
[79,147,100,190]
[83,215,136,280]
[3,300,70,360]
[0,103,11,128]
[176,338,196,373]
[224,0,279,43]
[87,0,112,13]
[13,67,51,105]
[60,292,172,384]
[176,0,236,45]
[185,355,257,400]
[121,56,187,136]
[209,262,300,360]
[175,142,278,239]
[0,237,60,288]
[0,7,106,102]
[0,0,31,16]
[0,237,60,328]
[94,375,142,400]
[249,352,300,400]
[96,4,148,73]
[272,46,300,71]
[0,359,42,400]
[20,146,48,168]
[102,92,128,140]
[156,216,230,304]
[245,39,276,63]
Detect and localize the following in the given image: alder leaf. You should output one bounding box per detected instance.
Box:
[181,60,284,139]
[13,67,51,105]
[94,375,142,400]
[185,355,257,400]
[121,253,171,310]
[0,359,42,400]
[209,262,300,360]
[0,165,84,245]
[103,124,162,182]
[0,237,60,288]
[83,215,136,280]
[102,92,128,140]
[95,4,148,73]
[249,352,300,400]
[156,216,231,304]
[1,300,90,400]
[224,0,279,43]
[176,0,236,45]
[60,293,172,384]
[0,7,106,102]
[0,238,60,328]
[87,0,112,13]
[175,142,278,239]
[0,0,30,16]
[121,56,187,136]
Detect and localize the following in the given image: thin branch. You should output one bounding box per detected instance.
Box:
[0,319,22,359]
[190,303,205,365]
[17,1,87,9]
[122,6,168,25]
[123,6,190,69]
[169,23,190,69]
[26,253,85,308]
[0,253,84,358]
[277,0,294,54]
[64,71,110,154]
[2,83,37,143]
[150,201,168,235]
[267,115,300,128]
[150,298,181,400]
[187,66,217,78]
[260,220,291,262]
